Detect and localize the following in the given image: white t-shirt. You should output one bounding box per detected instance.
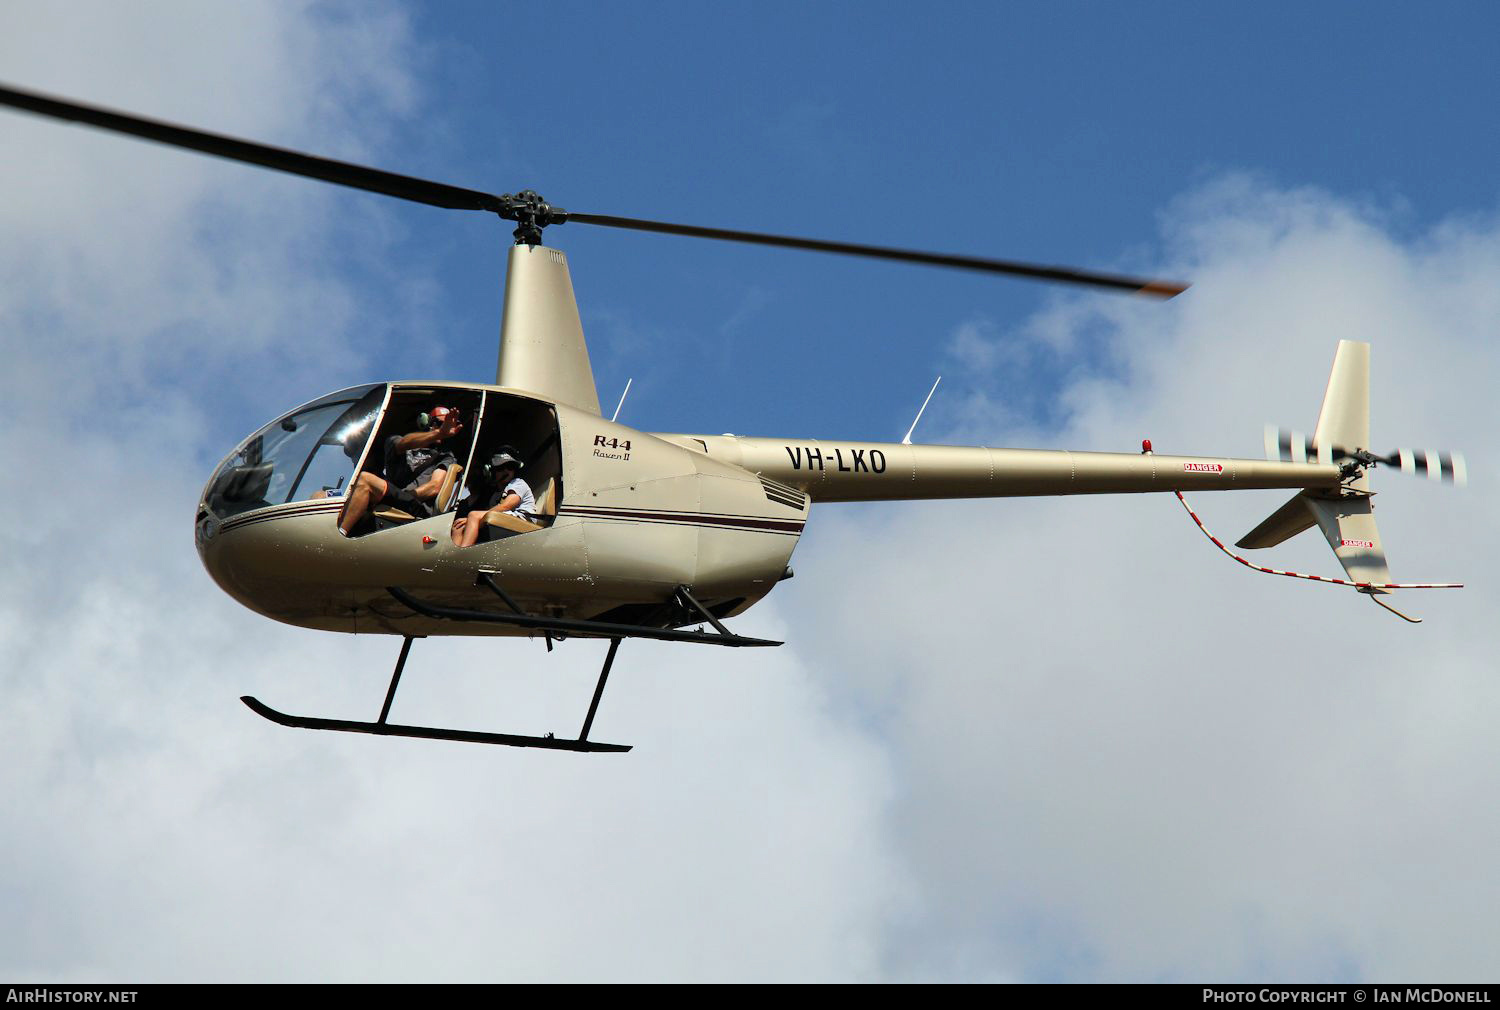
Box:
[499,476,535,520]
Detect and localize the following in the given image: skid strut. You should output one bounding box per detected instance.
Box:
[386,576,782,648]
[242,633,632,752]
[242,578,777,750]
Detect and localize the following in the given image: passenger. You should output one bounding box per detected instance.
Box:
[451,448,535,548]
[337,407,464,536]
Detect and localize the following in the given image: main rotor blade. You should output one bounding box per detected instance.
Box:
[0,82,504,213]
[1,82,1190,296]
[565,211,1190,298]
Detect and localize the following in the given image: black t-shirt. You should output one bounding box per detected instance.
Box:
[381,435,456,513]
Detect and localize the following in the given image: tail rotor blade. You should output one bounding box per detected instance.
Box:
[1268,426,1321,464]
[1287,429,1308,464]
[1389,447,1466,484]
[1451,452,1468,487]
[1271,428,1465,485]
[1426,450,1466,485]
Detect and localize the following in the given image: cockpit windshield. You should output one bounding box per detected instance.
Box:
[203,384,386,519]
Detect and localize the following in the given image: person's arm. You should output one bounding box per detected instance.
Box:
[412,466,448,502]
[489,491,522,513]
[394,411,463,451]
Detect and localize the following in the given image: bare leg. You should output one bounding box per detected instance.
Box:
[450,517,467,547]
[455,509,490,548]
[338,472,388,535]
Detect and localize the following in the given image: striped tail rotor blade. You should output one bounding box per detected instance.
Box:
[1287,429,1308,464]
[1394,448,1467,484]
[1270,427,1318,464]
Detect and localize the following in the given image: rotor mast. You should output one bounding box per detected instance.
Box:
[496,241,602,415]
[490,190,602,415]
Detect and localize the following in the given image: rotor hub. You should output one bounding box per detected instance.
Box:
[497,190,568,246]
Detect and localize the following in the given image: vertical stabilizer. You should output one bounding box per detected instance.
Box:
[1216,340,1458,621]
[497,245,602,415]
[1313,340,1370,454]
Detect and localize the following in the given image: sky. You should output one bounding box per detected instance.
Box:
[1,0,1498,983]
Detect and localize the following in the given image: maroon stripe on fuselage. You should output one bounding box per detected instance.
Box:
[217,501,345,534]
[215,502,807,537]
[558,505,805,535]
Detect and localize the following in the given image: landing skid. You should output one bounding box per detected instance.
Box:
[244,582,776,751]
[240,695,631,751]
[243,632,633,752]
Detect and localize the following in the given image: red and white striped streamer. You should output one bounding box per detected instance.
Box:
[1173,491,1462,591]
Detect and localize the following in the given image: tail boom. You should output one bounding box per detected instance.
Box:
[656,435,1340,503]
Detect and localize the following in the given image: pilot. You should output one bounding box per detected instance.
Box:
[337,407,464,536]
[451,447,535,548]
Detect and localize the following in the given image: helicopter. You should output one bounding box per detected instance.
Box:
[0,83,1464,754]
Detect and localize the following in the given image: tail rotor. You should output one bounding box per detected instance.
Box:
[1213,340,1464,623]
[1263,425,1467,486]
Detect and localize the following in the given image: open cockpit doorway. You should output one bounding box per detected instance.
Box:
[452,391,563,540]
[338,386,561,539]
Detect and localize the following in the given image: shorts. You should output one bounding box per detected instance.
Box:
[380,483,429,517]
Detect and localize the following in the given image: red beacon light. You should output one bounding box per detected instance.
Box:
[1141,439,1153,455]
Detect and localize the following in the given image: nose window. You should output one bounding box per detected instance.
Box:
[204,385,384,519]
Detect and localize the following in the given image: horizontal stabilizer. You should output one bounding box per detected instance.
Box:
[1237,491,1317,549]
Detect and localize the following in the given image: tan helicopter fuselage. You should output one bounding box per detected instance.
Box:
[0,82,1447,752]
[196,379,1337,639]
[195,244,1340,640]
[197,386,805,637]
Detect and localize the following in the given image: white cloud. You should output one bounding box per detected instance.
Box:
[0,2,902,983]
[789,174,1500,980]
[4,6,1497,982]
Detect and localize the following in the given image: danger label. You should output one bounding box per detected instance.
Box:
[1182,462,1224,473]
[1340,538,1376,549]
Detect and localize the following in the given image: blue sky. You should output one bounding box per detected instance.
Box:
[353,2,1500,441]
[36,1,1486,453]
[3,1,1499,983]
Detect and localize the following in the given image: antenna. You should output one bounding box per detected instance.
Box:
[611,377,633,423]
[902,376,941,445]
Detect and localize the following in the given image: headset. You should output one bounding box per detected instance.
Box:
[482,446,523,482]
[415,406,456,430]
